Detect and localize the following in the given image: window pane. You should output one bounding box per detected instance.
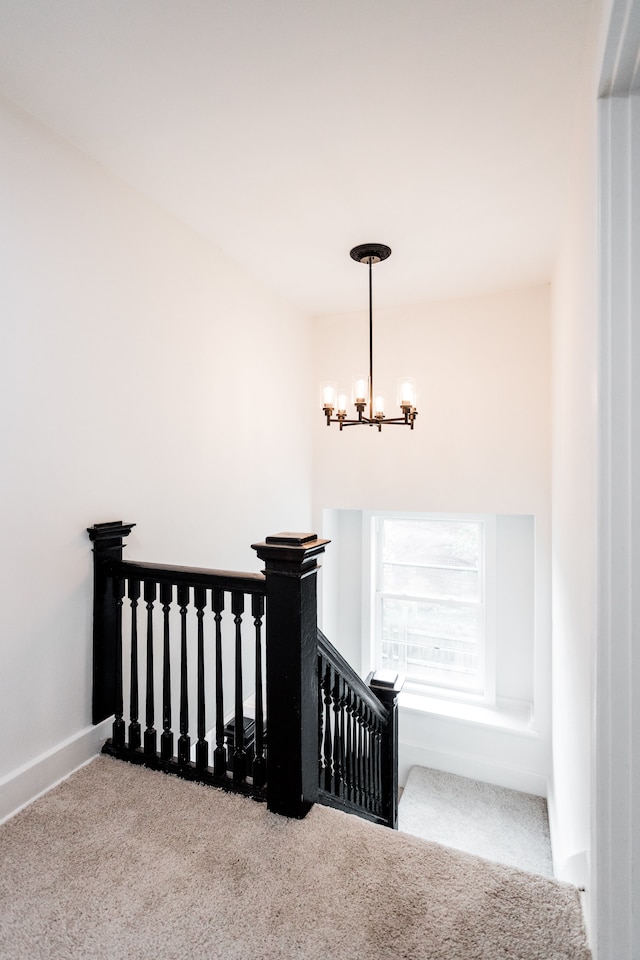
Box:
[380,640,480,691]
[382,563,479,601]
[381,597,481,642]
[375,515,487,697]
[382,519,480,569]
[380,597,483,693]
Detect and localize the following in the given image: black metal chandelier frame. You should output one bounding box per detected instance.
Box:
[322,243,418,432]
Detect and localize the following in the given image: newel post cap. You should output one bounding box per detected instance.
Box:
[87,521,135,550]
[251,532,330,576]
[366,669,405,705]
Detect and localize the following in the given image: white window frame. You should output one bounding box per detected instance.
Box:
[362,511,496,706]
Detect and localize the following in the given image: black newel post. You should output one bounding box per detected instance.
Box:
[87,521,135,725]
[367,673,404,830]
[251,532,329,819]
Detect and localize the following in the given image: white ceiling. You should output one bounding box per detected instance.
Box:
[0,0,592,315]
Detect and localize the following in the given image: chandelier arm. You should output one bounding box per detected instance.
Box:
[326,414,416,428]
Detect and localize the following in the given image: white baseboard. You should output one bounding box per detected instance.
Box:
[0,718,113,825]
[399,740,548,797]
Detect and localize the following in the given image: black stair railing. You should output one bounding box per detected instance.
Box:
[88,521,269,799]
[317,630,403,829]
[88,522,401,826]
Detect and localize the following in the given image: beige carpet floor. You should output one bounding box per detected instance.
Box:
[0,756,590,960]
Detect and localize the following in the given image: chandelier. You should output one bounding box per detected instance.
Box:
[321,244,418,431]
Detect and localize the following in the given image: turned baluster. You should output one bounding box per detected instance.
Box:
[212,588,226,777]
[332,672,342,796]
[339,679,349,796]
[369,716,379,814]
[127,578,141,751]
[364,707,374,811]
[374,723,383,815]
[231,591,246,782]
[357,708,365,808]
[353,699,362,806]
[317,653,324,786]
[160,582,173,762]
[344,688,354,802]
[351,696,361,805]
[177,584,191,765]
[112,576,126,748]
[143,580,157,756]
[252,593,266,788]
[323,662,333,792]
[194,586,208,770]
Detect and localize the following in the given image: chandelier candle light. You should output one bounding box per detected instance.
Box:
[321,244,418,432]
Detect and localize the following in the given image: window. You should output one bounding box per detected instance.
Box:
[368,513,496,703]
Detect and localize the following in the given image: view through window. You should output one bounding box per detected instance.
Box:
[374,515,492,700]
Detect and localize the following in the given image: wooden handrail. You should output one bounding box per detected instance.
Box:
[110,558,265,594]
[317,629,389,724]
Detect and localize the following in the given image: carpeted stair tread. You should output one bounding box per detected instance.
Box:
[399,765,553,877]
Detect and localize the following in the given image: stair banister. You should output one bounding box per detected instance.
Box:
[251,532,329,819]
[87,522,402,828]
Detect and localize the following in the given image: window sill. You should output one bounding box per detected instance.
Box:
[398,691,538,737]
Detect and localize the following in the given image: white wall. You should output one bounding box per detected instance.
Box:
[0,97,313,813]
[313,285,551,795]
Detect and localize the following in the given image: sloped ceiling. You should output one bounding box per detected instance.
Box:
[0,0,592,314]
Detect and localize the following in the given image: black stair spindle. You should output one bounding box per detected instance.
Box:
[231,591,246,782]
[317,654,325,787]
[194,586,208,770]
[160,582,173,762]
[374,724,382,814]
[360,703,369,810]
[143,580,157,756]
[350,699,357,805]
[323,662,333,792]
[357,709,365,808]
[364,707,373,811]
[344,688,353,801]
[370,719,378,814]
[127,578,141,751]
[332,672,342,796]
[177,584,191,765]
[252,593,266,788]
[371,717,379,812]
[352,696,360,805]
[112,577,126,748]
[339,679,347,797]
[212,588,226,778]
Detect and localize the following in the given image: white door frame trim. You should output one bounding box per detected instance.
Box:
[596,2,640,956]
